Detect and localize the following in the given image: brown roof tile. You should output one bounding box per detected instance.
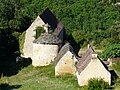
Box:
[76,46,94,73]
[76,46,109,74]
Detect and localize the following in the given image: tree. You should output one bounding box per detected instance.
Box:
[101,44,120,60]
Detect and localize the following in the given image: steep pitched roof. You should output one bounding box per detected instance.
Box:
[34,8,64,44]
[76,46,94,74]
[40,8,58,30]
[39,8,64,36]
[33,33,62,44]
[76,46,109,74]
[54,43,74,65]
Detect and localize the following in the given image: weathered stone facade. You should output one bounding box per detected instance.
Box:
[23,8,63,55]
[32,32,62,67]
[32,43,59,66]
[76,57,111,86]
[23,16,45,58]
[55,51,77,76]
[55,43,78,76]
[22,8,64,67]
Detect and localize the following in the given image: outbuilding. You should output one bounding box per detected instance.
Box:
[32,33,62,66]
[76,46,111,86]
[55,43,78,76]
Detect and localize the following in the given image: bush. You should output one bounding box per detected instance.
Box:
[101,44,120,60]
[113,61,120,72]
[36,26,44,39]
[19,32,25,54]
[88,78,111,90]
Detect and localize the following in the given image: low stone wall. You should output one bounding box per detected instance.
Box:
[32,43,59,66]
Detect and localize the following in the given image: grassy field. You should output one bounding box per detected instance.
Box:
[0,64,86,90]
[0,59,120,90]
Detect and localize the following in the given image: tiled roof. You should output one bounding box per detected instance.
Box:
[33,33,62,44]
[40,8,58,30]
[36,8,64,44]
[54,43,74,65]
[76,46,109,74]
[76,46,94,73]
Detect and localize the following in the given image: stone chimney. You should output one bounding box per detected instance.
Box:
[44,23,50,34]
[87,44,90,49]
[92,52,98,59]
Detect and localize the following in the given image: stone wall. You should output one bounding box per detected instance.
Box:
[76,58,111,86]
[55,51,77,76]
[23,16,45,58]
[32,43,59,66]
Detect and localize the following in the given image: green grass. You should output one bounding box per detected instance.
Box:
[0,64,86,90]
[2,61,120,90]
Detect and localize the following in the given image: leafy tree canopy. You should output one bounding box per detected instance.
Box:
[101,44,120,60]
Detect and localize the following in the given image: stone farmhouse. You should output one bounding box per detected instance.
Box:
[76,46,111,86]
[23,8,63,58]
[54,43,78,76]
[23,8,64,66]
[23,8,111,86]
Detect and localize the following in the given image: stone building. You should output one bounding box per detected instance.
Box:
[23,8,63,58]
[54,43,78,76]
[22,8,64,66]
[23,15,44,58]
[76,46,111,86]
[32,33,62,66]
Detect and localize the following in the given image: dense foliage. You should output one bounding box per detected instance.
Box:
[87,78,111,90]
[101,44,120,60]
[113,61,120,72]
[19,32,26,54]
[0,0,120,75]
[0,0,120,47]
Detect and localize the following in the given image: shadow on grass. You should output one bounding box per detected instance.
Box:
[0,83,21,90]
[0,28,32,77]
[0,56,32,77]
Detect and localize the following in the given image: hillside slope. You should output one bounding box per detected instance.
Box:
[0,65,85,90]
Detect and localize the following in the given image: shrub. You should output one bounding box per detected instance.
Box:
[113,61,120,72]
[87,78,111,90]
[19,32,25,54]
[101,44,120,60]
[36,26,44,39]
